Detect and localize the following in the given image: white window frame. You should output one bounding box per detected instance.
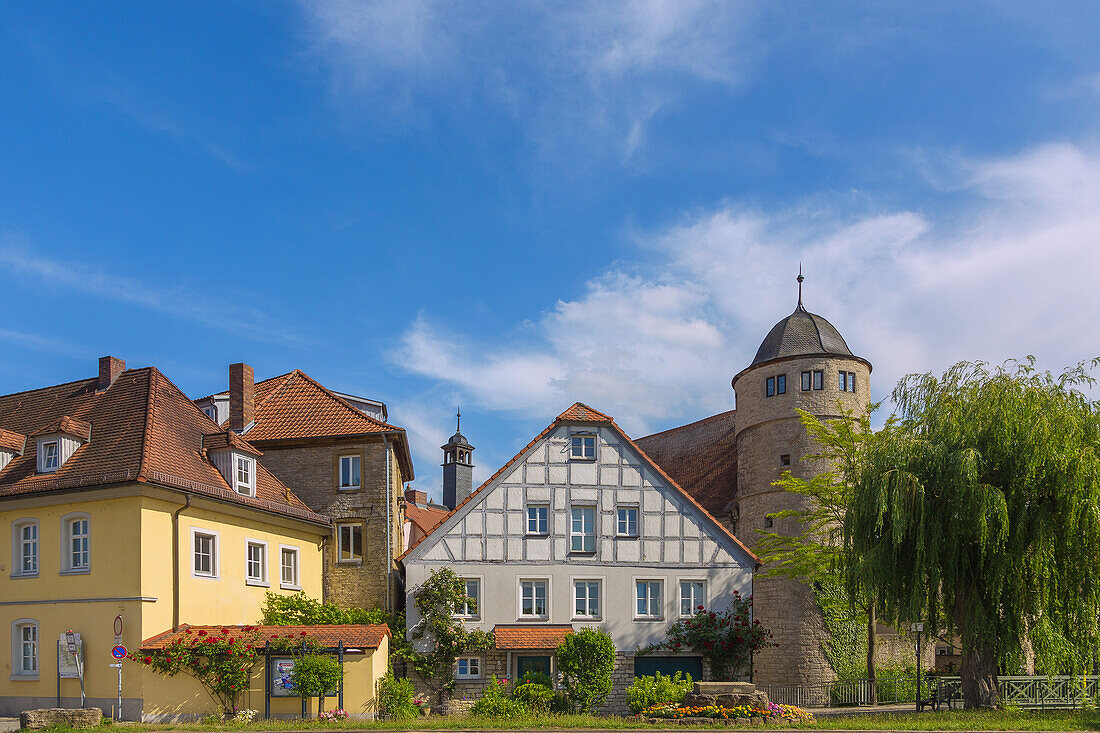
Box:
[679,579,707,617]
[616,506,639,537]
[336,523,363,564]
[455,656,482,680]
[40,440,60,473]
[202,405,217,420]
[11,519,39,578]
[526,504,549,535]
[454,576,482,620]
[191,527,219,579]
[569,433,596,461]
[11,619,39,678]
[245,538,268,586]
[518,578,550,620]
[235,455,255,496]
[634,578,663,620]
[279,545,301,590]
[60,512,91,574]
[569,505,596,554]
[338,454,361,490]
[571,577,602,620]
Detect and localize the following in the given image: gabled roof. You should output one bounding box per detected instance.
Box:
[399,402,757,565]
[494,625,574,650]
[404,503,449,534]
[202,430,263,457]
[0,367,327,526]
[199,369,414,480]
[32,415,92,441]
[141,624,389,650]
[636,410,737,519]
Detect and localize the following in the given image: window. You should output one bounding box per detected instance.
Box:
[570,434,596,460]
[616,506,639,537]
[14,520,38,576]
[764,516,774,528]
[526,505,549,535]
[246,541,267,585]
[339,455,361,490]
[235,455,254,495]
[193,530,217,578]
[813,370,824,390]
[520,580,548,618]
[456,657,482,680]
[840,371,857,393]
[337,523,363,563]
[280,546,300,589]
[456,578,480,618]
[680,581,706,617]
[574,580,601,619]
[14,621,38,675]
[780,454,791,467]
[777,374,786,394]
[202,405,216,420]
[765,376,775,397]
[41,441,59,472]
[801,371,811,391]
[570,506,596,553]
[636,580,662,619]
[64,516,90,572]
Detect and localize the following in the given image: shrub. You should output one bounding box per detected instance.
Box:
[290,653,343,709]
[471,676,528,718]
[512,682,554,716]
[556,628,616,713]
[376,672,418,720]
[517,670,553,688]
[626,672,693,715]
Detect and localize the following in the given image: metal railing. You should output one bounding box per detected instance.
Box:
[758,675,917,708]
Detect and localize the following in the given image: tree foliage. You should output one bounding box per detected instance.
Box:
[290,653,343,714]
[409,568,494,695]
[260,591,410,659]
[638,590,771,680]
[556,627,617,713]
[846,358,1100,708]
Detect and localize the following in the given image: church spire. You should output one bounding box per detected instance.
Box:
[797,265,805,309]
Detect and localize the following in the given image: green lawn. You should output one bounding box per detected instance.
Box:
[39,709,1100,732]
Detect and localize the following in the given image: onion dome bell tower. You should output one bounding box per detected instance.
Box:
[730,271,872,687]
[442,410,474,511]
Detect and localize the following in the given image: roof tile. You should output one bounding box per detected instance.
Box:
[141,624,389,650]
[493,625,574,650]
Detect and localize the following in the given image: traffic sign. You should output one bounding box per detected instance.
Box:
[113,615,124,646]
[111,645,127,660]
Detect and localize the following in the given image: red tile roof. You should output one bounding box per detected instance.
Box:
[404,503,449,534]
[32,415,92,441]
[494,625,574,650]
[0,428,26,454]
[635,411,737,519]
[201,369,414,481]
[399,402,757,565]
[0,367,327,525]
[141,624,389,650]
[202,430,263,457]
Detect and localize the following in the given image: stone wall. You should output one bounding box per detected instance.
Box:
[257,436,406,610]
[21,708,102,730]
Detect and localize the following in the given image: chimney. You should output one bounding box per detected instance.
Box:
[98,356,125,391]
[228,363,254,433]
[404,488,427,506]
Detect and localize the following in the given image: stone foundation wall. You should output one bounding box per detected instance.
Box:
[21,708,102,730]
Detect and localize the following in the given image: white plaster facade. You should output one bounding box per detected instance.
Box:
[402,405,757,673]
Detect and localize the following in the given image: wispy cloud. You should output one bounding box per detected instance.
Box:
[296,0,760,163]
[0,328,92,360]
[0,235,302,345]
[393,141,1100,437]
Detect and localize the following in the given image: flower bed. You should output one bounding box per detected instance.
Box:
[640,701,814,724]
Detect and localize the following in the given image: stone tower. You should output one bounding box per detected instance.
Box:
[442,410,474,510]
[731,275,871,685]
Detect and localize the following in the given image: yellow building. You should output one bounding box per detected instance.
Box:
[0,357,331,720]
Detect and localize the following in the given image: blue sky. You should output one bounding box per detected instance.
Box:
[2,2,1099,499]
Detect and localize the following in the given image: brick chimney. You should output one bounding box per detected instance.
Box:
[228,363,254,433]
[98,356,125,391]
[404,488,427,505]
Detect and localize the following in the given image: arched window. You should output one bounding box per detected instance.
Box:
[11,518,38,577]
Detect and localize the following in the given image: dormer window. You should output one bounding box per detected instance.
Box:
[235,455,255,496]
[40,442,59,472]
[202,405,217,421]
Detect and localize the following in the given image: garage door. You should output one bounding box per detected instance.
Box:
[634,656,703,679]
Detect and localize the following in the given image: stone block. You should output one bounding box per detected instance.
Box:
[21,708,103,730]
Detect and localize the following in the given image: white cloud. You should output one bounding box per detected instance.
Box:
[296,0,759,159]
[393,141,1100,435]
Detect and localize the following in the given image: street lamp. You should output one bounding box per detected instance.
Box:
[911,623,925,711]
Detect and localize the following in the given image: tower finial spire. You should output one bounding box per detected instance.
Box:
[456,408,461,432]
[797,264,804,307]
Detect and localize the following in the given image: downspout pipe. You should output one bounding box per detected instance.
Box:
[172,494,192,632]
[384,434,392,611]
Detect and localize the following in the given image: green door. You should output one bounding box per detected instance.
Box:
[516,655,552,679]
[634,656,703,680]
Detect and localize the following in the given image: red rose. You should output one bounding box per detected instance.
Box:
[197,630,207,636]
[143,657,152,664]
[300,631,307,636]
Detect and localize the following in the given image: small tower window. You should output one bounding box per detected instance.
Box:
[764,516,774,529]
[813,370,824,390]
[840,371,857,393]
[801,371,812,391]
[780,454,791,466]
[776,374,786,394]
[765,377,775,397]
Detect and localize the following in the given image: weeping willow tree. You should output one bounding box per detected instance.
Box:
[756,407,881,698]
[847,358,1100,709]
